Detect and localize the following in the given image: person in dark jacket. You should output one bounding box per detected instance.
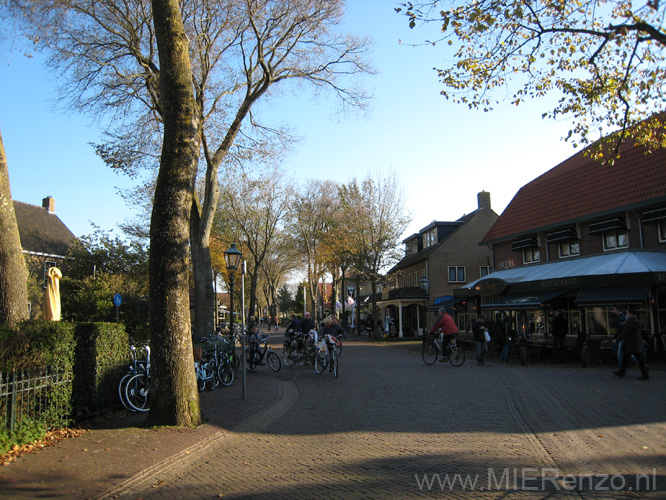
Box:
[550,310,568,363]
[613,308,649,380]
[300,311,315,335]
[285,314,301,337]
[472,314,488,366]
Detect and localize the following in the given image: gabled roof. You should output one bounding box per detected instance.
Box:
[14,201,77,258]
[483,139,666,243]
[392,208,489,271]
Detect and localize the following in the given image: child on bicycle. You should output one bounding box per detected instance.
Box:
[430,307,458,362]
[247,325,261,368]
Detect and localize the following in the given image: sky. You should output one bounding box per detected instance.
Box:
[0,1,580,241]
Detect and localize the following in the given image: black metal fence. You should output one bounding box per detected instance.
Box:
[0,368,73,434]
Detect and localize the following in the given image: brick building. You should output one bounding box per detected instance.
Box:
[373,191,498,337]
[458,135,666,352]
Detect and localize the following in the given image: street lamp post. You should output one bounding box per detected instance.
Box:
[419,277,429,337]
[224,243,244,396]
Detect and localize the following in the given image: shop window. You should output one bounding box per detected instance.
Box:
[523,247,540,264]
[558,240,580,258]
[448,266,466,283]
[602,230,628,251]
[480,266,492,278]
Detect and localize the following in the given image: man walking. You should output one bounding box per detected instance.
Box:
[472,314,489,366]
[613,307,649,380]
[550,310,568,363]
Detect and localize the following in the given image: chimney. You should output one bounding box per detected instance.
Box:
[477,191,491,210]
[42,196,55,214]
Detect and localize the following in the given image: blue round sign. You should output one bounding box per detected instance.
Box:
[113,293,122,307]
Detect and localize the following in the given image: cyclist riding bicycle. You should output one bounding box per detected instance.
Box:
[430,307,458,362]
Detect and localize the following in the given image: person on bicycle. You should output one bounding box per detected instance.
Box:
[320,316,345,371]
[431,307,458,362]
[322,315,346,339]
[247,325,262,368]
[301,311,315,336]
[285,314,301,338]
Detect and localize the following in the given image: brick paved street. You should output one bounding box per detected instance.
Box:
[98,339,666,499]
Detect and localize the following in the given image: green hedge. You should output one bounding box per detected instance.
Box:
[0,320,129,425]
[71,322,129,418]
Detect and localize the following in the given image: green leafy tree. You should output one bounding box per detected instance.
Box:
[62,228,150,338]
[398,0,666,159]
[276,284,294,316]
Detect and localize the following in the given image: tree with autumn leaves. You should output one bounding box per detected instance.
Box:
[398,0,666,160]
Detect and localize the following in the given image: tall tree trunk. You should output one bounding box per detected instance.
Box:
[190,202,215,338]
[146,0,201,428]
[0,127,29,327]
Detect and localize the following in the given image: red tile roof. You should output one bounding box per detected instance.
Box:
[483,140,666,243]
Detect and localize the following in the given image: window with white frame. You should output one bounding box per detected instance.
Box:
[480,266,492,278]
[523,247,540,264]
[421,269,427,278]
[448,266,466,283]
[659,220,666,242]
[558,239,580,258]
[603,230,628,251]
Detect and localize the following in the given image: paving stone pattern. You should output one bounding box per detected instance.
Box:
[96,341,666,500]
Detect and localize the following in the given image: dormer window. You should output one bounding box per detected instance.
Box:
[423,228,437,249]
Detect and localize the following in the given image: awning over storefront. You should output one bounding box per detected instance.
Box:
[573,286,649,307]
[461,250,666,293]
[481,290,568,310]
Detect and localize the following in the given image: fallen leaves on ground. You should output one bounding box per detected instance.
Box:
[1,428,89,466]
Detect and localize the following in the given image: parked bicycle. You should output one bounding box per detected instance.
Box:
[193,338,217,391]
[247,332,281,371]
[123,343,152,412]
[422,333,466,366]
[118,340,150,412]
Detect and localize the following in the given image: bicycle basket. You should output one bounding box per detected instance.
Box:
[193,346,203,362]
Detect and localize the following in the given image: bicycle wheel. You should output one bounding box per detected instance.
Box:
[118,371,134,411]
[205,360,218,390]
[267,350,281,372]
[283,346,296,367]
[196,364,207,391]
[125,373,149,412]
[421,342,438,365]
[314,351,327,374]
[218,361,235,387]
[332,351,338,378]
[448,346,466,367]
[248,350,261,370]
